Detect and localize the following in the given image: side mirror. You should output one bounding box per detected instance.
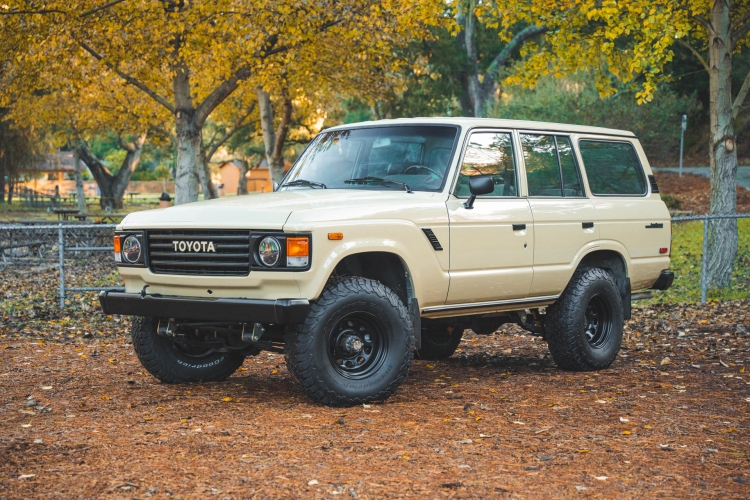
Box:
[464,176,494,209]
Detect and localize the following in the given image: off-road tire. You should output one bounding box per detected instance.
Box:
[416,323,464,360]
[131,317,245,383]
[285,277,414,407]
[545,267,623,371]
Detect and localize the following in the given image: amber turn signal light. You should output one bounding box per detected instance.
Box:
[287,237,309,257]
[328,233,344,240]
[113,235,121,254]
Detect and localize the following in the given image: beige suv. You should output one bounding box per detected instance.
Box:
[100,118,673,407]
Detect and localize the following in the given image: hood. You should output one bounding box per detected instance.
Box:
[120,189,439,230]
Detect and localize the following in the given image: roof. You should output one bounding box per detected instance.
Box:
[324,117,635,138]
[24,151,77,173]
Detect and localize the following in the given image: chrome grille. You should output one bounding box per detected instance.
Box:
[148,230,251,276]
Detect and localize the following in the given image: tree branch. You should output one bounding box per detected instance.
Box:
[676,38,710,72]
[76,38,175,114]
[80,0,126,17]
[194,66,251,128]
[693,14,712,31]
[205,102,256,164]
[733,70,750,119]
[733,20,750,48]
[482,25,548,95]
[0,9,65,15]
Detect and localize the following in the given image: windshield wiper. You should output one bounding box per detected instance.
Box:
[344,176,412,193]
[283,179,327,189]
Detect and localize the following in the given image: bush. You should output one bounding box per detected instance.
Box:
[660,194,683,211]
[487,74,701,164]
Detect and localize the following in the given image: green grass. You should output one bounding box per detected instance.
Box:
[649,218,750,304]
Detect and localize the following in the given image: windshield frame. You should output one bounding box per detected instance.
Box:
[280,123,462,193]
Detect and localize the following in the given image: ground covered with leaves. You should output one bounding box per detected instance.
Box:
[2,262,750,498]
[654,171,750,215]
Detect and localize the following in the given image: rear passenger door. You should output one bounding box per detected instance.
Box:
[576,139,671,290]
[520,133,600,296]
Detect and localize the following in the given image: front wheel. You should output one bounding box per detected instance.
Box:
[285,277,414,407]
[131,317,245,383]
[545,267,623,371]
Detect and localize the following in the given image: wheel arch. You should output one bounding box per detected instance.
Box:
[330,251,415,305]
[576,249,631,320]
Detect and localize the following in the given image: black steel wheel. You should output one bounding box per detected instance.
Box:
[328,313,388,379]
[584,294,613,349]
[285,277,414,407]
[545,267,623,371]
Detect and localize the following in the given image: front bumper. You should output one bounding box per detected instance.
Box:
[650,270,675,291]
[99,291,310,325]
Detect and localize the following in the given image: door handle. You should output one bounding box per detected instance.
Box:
[646,223,664,229]
[582,222,594,229]
[512,224,526,231]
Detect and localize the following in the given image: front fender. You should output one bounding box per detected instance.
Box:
[289,220,450,309]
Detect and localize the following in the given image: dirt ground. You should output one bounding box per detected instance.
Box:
[2,300,749,499]
[653,171,750,214]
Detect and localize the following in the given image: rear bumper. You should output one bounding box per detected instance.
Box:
[99,291,310,325]
[650,270,675,291]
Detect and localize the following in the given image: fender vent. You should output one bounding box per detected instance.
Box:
[648,174,659,193]
[421,228,443,251]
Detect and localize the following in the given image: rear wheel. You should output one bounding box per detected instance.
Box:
[545,268,623,371]
[285,277,414,407]
[416,322,464,360]
[131,317,245,383]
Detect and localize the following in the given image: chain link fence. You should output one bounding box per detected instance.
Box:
[2,216,750,310]
[0,224,123,309]
[658,214,750,304]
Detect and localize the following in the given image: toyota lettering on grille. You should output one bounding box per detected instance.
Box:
[172,240,217,252]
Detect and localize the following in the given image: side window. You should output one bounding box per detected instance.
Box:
[521,135,561,196]
[521,134,585,197]
[579,140,646,195]
[455,132,516,197]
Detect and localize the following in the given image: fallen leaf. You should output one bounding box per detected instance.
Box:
[18,474,35,480]
[308,479,319,486]
[660,357,671,366]
[222,397,233,402]
[595,476,608,481]
[271,369,279,375]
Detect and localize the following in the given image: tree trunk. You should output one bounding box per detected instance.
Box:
[706,1,739,289]
[197,141,219,200]
[73,147,87,215]
[237,159,249,195]
[0,156,5,203]
[257,87,293,184]
[174,112,202,205]
[78,134,147,209]
[270,96,293,183]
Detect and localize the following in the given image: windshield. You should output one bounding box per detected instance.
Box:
[282,125,459,192]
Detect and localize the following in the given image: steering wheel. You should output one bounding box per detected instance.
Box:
[404,165,443,178]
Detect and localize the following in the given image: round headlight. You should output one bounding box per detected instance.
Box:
[122,235,142,263]
[258,236,281,267]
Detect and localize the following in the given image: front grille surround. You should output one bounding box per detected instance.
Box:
[147,230,251,276]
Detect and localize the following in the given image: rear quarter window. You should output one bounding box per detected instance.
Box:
[578,140,647,195]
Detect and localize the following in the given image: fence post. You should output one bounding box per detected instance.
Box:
[58,224,65,309]
[700,215,709,304]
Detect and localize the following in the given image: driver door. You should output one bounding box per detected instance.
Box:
[447,130,534,304]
